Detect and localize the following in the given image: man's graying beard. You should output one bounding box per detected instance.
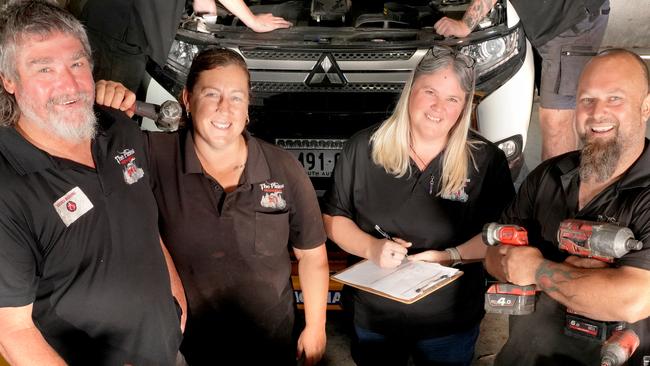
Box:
[579,137,621,183]
[19,92,97,144]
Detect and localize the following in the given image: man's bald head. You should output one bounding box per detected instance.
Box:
[585,48,649,95]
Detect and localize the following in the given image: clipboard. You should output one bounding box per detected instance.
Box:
[331,259,463,304]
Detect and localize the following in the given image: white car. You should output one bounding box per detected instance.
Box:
[143,0,534,193]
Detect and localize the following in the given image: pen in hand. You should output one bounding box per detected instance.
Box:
[374,225,408,258]
[374,225,395,241]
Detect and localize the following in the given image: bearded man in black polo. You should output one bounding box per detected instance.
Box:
[485,49,650,365]
[0,2,183,365]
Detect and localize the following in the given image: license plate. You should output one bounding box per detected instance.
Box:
[276,139,346,178]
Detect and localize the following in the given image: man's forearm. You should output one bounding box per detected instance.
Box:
[218,0,256,25]
[535,261,650,322]
[0,327,66,366]
[462,0,498,31]
[0,304,66,365]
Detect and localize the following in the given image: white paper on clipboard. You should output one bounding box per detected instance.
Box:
[332,260,461,303]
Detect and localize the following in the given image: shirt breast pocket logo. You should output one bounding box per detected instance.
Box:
[254,212,290,256]
[53,186,94,227]
[114,148,145,185]
[440,179,470,202]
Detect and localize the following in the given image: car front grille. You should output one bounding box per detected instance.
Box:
[241,50,322,60]
[251,81,404,93]
[241,49,416,61]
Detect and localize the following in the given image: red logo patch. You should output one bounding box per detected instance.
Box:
[66,201,77,212]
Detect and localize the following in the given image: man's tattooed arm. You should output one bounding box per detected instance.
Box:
[532,260,650,322]
[535,260,588,302]
[462,0,497,31]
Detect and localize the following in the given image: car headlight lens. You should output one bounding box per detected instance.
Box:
[460,27,521,78]
[498,139,517,159]
[167,39,200,75]
[495,134,523,160]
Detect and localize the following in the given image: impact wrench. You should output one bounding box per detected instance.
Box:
[558,219,643,343]
[600,329,640,366]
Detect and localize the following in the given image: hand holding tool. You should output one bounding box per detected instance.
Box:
[483,223,537,315]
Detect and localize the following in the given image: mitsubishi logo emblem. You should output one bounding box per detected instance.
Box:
[305,53,346,87]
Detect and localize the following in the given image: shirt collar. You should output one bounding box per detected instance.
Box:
[244,131,271,184]
[0,107,112,175]
[182,129,202,174]
[182,130,271,184]
[615,138,650,190]
[0,126,55,175]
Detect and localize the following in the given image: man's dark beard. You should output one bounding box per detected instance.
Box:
[580,137,620,183]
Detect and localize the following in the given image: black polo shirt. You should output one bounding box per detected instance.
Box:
[144,129,326,363]
[0,107,182,365]
[322,126,515,338]
[495,139,650,366]
[510,0,607,48]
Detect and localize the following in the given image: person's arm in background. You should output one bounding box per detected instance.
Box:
[0,305,67,366]
[293,245,328,366]
[434,0,497,37]
[197,0,292,32]
[159,239,187,333]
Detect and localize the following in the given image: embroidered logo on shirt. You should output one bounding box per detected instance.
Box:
[260,182,287,210]
[114,148,144,185]
[53,186,94,227]
[597,215,619,224]
[441,179,470,202]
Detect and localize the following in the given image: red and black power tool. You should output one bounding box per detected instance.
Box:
[483,223,537,315]
[600,329,640,366]
[557,219,643,262]
[559,219,644,342]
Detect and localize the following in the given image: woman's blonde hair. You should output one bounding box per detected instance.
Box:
[370,48,479,197]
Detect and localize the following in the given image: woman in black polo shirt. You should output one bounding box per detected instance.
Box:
[95,48,328,365]
[322,49,515,365]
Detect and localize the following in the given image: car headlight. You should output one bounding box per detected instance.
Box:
[460,26,522,79]
[167,39,200,75]
[495,134,523,161]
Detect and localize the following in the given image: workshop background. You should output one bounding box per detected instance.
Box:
[0,0,648,365]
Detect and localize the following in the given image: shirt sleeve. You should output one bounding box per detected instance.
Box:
[0,206,38,307]
[617,190,650,270]
[475,147,516,226]
[286,156,327,250]
[321,138,357,219]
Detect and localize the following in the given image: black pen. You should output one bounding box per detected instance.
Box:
[374,224,395,241]
[374,225,409,258]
